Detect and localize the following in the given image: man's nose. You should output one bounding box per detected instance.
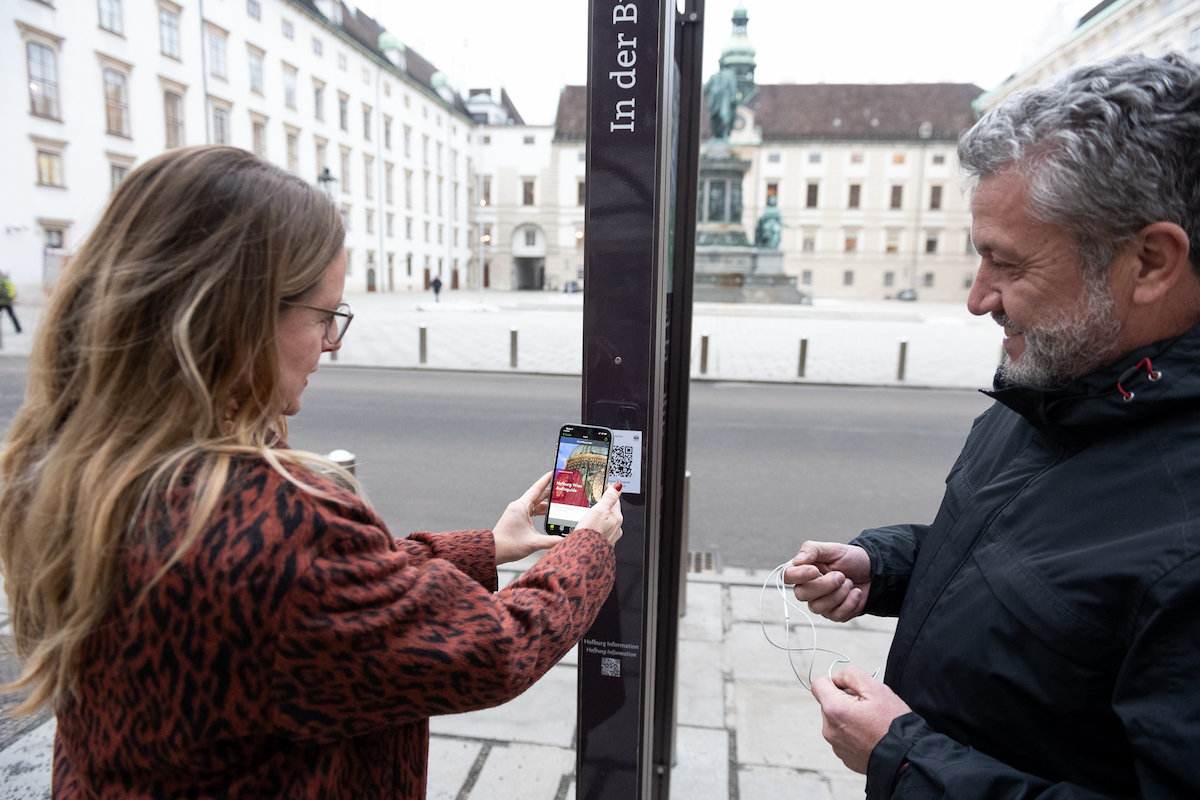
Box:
[966,262,1001,316]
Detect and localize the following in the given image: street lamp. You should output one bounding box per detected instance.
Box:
[317,167,337,198]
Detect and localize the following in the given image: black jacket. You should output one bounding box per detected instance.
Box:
[854,323,1200,799]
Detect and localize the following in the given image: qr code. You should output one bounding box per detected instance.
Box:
[609,446,634,479]
[601,657,621,678]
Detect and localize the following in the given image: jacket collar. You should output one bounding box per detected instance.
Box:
[983,321,1200,447]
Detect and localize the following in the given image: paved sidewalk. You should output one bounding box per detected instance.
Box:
[1,290,1004,389]
[0,560,892,799]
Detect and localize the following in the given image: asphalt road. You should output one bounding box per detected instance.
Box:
[0,359,993,568]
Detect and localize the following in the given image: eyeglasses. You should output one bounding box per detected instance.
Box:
[282,301,354,345]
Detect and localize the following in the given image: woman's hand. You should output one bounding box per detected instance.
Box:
[576,482,623,546]
[493,472,564,565]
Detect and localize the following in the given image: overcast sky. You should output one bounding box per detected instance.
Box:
[370,0,1101,125]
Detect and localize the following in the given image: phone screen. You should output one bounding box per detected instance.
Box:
[545,424,613,535]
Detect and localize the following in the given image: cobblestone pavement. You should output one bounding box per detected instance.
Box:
[0,290,1005,390]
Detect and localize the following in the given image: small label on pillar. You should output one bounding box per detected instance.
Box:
[606,429,642,494]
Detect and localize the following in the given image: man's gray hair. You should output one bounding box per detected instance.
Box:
[959,54,1200,275]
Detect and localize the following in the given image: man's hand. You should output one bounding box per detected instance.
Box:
[493,472,562,564]
[811,666,912,774]
[783,542,872,622]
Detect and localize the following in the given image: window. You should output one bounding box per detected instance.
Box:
[247,0,261,19]
[286,131,299,172]
[341,204,351,231]
[208,28,227,78]
[844,231,858,253]
[404,126,412,157]
[99,0,123,34]
[848,184,861,209]
[164,91,184,148]
[104,69,130,137]
[437,143,443,172]
[438,224,443,244]
[405,218,412,240]
[424,221,430,242]
[964,271,976,289]
[249,50,264,94]
[313,83,324,120]
[482,176,491,205]
[802,228,816,253]
[45,227,65,248]
[27,43,60,119]
[932,154,946,165]
[850,153,864,164]
[482,135,490,144]
[282,66,297,108]
[437,177,443,216]
[385,163,394,204]
[422,135,429,164]
[483,223,492,245]
[890,185,903,209]
[966,232,977,256]
[384,117,392,149]
[110,160,131,193]
[282,19,294,39]
[1135,12,1147,33]
[361,105,372,140]
[801,270,812,285]
[1163,0,1175,15]
[892,154,906,165]
[805,183,819,208]
[212,106,230,145]
[766,182,779,201]
[525,229,536,247]
[315,139,327,174]
[339,94,348,131]
[160,8,181,58]
[338,53,347,70]
[364,155,374,199]
[362,68,370,85]
[406,253,413,276]
[1190,27,1200,59]
[578,181,586,206]
[387,213,394,237]
[884,271,895,287]
[808,153,821,164]
[405,169,413,208]
[252,119,266,158]
[423,172,430,212]
[767,153,781,163]
[926,233,939,254]
[523,180,535,206]
[843,270,854,286]
[35,146,65,187]
[340,148,351,194]
[886,229,901,254]
[366,209,374,234]
[929,185,943,210]
[311,36,323,56]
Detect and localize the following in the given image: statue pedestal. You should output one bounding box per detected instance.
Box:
[694,245,809,304]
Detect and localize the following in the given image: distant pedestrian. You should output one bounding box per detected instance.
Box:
[431,274,443,302]
[0,271,20,333]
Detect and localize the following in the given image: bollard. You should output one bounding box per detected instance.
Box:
[897,341,908,381]
[797,338,808,378]
[330,348,338,362]
[419,325,427,364]
[510,328,518,369]
[325,449,356,491]
[999,344,1007,366]
[699,334,709,375]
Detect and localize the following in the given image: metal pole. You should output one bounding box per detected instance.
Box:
[700,334,709,375]
[798,338,808,378]
[509,328,518,369]
[897,341,908,381]
[419,325,427,364]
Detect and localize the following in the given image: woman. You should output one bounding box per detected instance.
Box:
[0,146,622,798]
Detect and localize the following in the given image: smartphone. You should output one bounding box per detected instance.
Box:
[545,424,614,535]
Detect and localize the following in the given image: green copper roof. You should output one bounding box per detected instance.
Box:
[377,31,405,53]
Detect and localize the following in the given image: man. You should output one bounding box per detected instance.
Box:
[786,54,1200,798]
[0,271,20,333]
[431,274,442,302]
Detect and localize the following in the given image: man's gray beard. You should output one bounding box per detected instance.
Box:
[995,275,1122,389]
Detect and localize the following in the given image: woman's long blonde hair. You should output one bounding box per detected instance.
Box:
[0,146,346,714]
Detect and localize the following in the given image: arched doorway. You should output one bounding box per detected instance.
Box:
[366,268,376,292]
[512,224,546,290]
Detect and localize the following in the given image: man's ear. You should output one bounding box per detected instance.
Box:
[1130,222,1192,306]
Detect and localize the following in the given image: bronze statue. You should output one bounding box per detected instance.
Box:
[755,195,783,250]
[703,68,739,140]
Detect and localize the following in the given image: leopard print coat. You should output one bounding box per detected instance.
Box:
[51,459,615,798]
